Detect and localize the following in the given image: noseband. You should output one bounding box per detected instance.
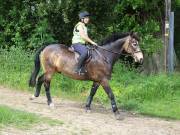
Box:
[126,43,142,55]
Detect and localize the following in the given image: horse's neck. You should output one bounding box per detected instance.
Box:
[100,37,127,65]
[103,37,127,51]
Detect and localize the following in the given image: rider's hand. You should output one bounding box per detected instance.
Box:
[91,42,98,49]
[91,41,98,46]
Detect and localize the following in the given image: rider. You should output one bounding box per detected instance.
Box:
[72,11,98,74]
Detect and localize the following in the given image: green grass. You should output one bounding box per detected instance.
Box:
[0,105,63,129]
[0,47,180,120]
[139,97,180,119]
[0,47,91,97]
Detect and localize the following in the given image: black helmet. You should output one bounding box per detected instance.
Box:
[79,11,90,19]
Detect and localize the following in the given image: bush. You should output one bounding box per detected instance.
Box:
[0,0,164,54]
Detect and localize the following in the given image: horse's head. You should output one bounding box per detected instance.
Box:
[123,32,143,64]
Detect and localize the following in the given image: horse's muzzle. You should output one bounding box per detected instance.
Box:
[133,51,143,64]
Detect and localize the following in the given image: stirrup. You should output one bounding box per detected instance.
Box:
[75,69,84,75]
[75,68,87,75]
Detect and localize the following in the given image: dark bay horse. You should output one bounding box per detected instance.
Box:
[29,32,143,119]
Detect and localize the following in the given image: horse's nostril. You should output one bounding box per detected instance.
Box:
[140,58,143,64]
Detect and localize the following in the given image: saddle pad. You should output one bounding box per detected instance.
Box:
[68,47,80,62]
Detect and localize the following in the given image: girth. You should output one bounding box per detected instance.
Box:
[84,46,93,64]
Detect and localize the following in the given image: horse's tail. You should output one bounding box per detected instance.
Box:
[29,45,47,87]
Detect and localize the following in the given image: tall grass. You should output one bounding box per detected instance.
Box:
[0,47,180,119]
[0,47,91,98]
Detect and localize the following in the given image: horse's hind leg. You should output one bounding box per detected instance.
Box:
[30,74,45,100]
[44,80,52,105]
[85,82,99,111]
[35,74,45,96]
[44,72,54,107]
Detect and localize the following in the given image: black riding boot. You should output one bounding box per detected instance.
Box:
[75,54,86,74]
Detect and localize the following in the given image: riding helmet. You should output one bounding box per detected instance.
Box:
[79,11,90,19]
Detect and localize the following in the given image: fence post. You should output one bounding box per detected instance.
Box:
[168,12,174,73]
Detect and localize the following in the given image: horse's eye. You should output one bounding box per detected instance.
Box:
[132,42,137,47]
[133,41,138,46]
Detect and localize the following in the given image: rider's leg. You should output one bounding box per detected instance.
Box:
[76,52,87,72]
[72,44,88,73]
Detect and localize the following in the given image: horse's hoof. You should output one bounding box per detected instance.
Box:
[49,103,55,109]
[29,95,36,100]
[85,107,91,113]
[114,111,124,120]
[86,109,91,113]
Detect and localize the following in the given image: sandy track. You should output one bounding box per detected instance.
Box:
[0,86,180,135]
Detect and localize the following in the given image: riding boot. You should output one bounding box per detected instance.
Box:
[75,54,86,74]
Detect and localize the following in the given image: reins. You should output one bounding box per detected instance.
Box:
[94,45,141,57]
[96,45,123,55]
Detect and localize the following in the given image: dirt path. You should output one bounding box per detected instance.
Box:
[0,86,180,135]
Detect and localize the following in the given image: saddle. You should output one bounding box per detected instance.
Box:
[68,46,93,65]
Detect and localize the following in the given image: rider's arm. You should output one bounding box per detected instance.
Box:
[78,25,97,46]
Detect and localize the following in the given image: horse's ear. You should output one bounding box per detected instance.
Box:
[134,32,140,41]
[130,31,134,36]
[134,32,138,36]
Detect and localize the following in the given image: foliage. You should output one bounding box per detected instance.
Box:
[0,0,164,53]
[109,0,164,53]
[0,48,180,119]
[175,0,180,5]
[0,0,56,50]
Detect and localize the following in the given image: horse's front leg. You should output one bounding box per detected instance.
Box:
[101,79,123,120]
[85,82,99,111]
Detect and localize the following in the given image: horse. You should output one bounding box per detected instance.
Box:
[29,32,143,119]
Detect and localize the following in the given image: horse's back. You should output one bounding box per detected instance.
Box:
[43,43,68,52]
[42,43,75,56]
[40,43,78,73]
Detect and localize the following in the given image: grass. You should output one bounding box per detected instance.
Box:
[139,97,180,119]
[0,47,91,97]
[0,105,63,129]
[0,47,180,120]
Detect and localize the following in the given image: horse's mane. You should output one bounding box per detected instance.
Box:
[99,32,140,46]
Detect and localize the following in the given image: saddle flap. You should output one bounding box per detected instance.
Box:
[85,49,92,64]
[68,47,80,62]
